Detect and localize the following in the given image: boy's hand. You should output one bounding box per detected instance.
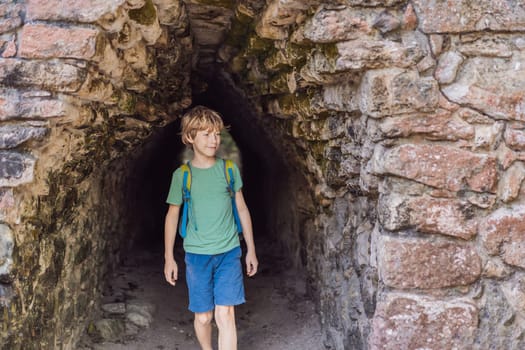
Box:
[245,251,258,277]
[164,259,178,286]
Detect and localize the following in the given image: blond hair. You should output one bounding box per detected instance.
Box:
[180,106,225,145]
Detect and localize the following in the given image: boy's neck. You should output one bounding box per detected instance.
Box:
[190,154,217,169]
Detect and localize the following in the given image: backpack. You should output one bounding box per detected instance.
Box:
[178,159,242,238]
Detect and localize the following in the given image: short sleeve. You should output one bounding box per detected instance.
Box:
[233,162,243,192]
[166,168,183,205]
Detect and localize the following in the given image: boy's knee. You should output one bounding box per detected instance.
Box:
[194,311,213,326]
[214,305,235,327]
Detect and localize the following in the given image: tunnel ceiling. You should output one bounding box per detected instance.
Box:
[182,0,255,70]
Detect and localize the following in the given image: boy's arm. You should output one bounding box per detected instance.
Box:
[235,190,258,277]
[164,204,180,286]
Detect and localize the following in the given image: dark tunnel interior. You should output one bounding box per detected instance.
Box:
[126,74,303,266]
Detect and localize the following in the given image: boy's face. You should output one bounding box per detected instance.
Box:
[189,128,221,158]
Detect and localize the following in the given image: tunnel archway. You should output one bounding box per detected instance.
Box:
[126,72,314,263]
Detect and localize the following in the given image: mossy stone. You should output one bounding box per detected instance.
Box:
[278,92,315,119]
[192,0,235,9]
[269,73,291,94]
[129,0,157,26]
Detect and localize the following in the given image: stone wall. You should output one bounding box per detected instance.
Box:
[218,0,525,348]
[0,0,192,348]
[1,0,525,349]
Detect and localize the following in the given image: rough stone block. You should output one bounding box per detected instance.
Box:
[154,0,184,25]
[131,15,162,45]
[102,302,126,315]
[300,37,425,85]
[372,11,401,34]
[126,0,146,9]
[0,123,48,149]
[0,151,35,187]
[480,205,525,269]
[255,0,309,40]
[504,128,525,151]
[346,0,404,5]
[299,51,363,86]
[302,8,378,43]
[473,122,504,150]
[335,38,424,71]
[320,83,360,113]
[379,110,474,141]
[402,3,417,30]
[478,281,525,349]
[292,117,345,141]
[370,293,478,350]
[2,39,16,58]
[126,301,154,327]
[378,194,477,240]
[0,60,86,92]
[358,69,439,118]
[0,188,14,222]
[20,24,100,60]
[0,17,22,35]
[483,259,512,279]
[0,3,23,34]
[75,74,116,102]
[498,162,525,203]
[374,144,497,193]
[413,0,525,33]
[378,236,481,289]
[442,56,525,121]
[0,284,13,305]
[435,51,464,85]
[26,0,126,22]
[0,224,13,281]
[501,274,525,320]
[94,318,126,342]
[0,90,79,120]
[126,311,151,328]
[456,35,513,58]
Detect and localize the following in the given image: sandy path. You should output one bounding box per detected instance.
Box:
[82,245,324,350]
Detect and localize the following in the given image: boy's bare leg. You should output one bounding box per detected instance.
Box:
[215,305,237,350]
[194,311,214,350]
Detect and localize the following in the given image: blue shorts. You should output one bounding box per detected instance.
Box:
[185,246,245,313]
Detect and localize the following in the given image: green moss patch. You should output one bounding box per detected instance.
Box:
[129,0,157,25]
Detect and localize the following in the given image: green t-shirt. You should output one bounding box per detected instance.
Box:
[166,158,243,254]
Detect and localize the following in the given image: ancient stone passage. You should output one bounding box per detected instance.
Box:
[1,0,525,349]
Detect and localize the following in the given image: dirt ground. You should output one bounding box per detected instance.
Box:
[81,243,324,350]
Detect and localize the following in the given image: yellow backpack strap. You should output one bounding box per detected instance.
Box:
[224,159,234,189]
[180,163,191,191]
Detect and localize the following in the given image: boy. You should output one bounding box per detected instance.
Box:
[163,106,258,350]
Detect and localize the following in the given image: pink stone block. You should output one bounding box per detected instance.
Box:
[480,205,525,269]
[413,0,525,33]
[0,16,22,34]
[370,294,478,350]
[2,40,16,58]
[379,110,474,141]
[378,236,481,289]
[504,128,525,151]
[379,144,497,193]
[26,0,125,22]
[379,194,478,240]
[20,24,100,60]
